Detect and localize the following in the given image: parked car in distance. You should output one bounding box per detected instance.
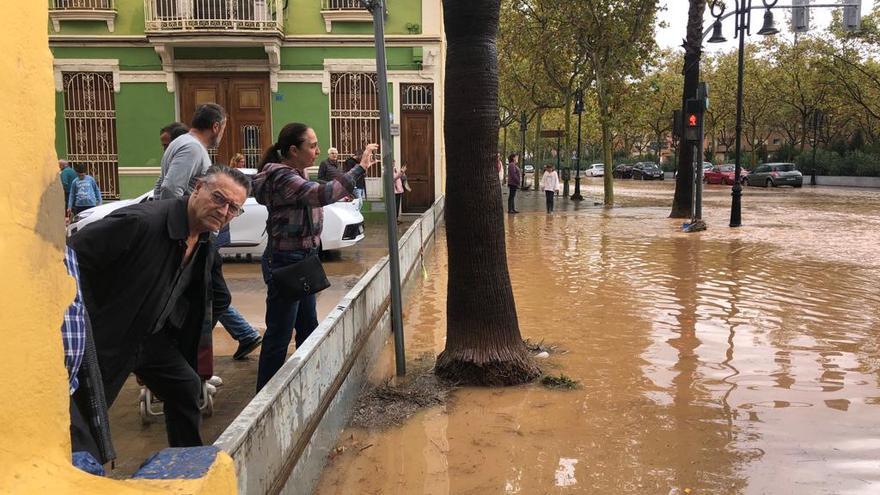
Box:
[745,162,803,188]
[612,163,633,179]
[704,164,749,185]
[674,161,713,179]
[66,169,366,258]
[584,163,604,177]
[632,162,664,180]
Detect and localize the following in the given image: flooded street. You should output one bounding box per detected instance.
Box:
[317,181,880,495]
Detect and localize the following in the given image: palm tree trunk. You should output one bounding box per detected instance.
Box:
[436,0,539,386]
[670,0,706,218]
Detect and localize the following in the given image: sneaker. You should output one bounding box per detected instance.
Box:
[233,336,263,360]
[207,375,223,387]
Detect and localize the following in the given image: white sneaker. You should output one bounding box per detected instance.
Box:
[207,375,223,387]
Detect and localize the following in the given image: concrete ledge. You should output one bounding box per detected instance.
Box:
[809,176,880,188]
[214,195,446,495]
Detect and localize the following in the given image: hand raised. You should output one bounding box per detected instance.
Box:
[360,143,379,170]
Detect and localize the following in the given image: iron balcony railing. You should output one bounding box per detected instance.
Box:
[51,0,115,10]
[144,0,283,33]
[321,0,363,10]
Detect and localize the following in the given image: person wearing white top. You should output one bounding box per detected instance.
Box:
[541,165,560,213]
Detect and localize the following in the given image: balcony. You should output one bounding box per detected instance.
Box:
[144,0,283,34]
[320,0,373,33]
[49,0,117,32]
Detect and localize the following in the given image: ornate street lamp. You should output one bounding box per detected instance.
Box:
[708,0,778,228]
[571,86,584,201]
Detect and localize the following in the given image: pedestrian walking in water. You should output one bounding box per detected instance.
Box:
[507,153,521,214]
[541,164,560,213]
[252,123,376,391]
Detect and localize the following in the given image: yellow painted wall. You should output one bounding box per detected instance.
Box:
[0,3,235,493]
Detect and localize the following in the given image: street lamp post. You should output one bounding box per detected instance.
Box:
[571,87,584,201]
[362,0,405,376]
[520,111,527,190]
[707,0,779,228]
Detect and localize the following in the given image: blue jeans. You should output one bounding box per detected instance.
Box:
[218,305,260,343]
[256,248,320,392]
[354,187,365,210]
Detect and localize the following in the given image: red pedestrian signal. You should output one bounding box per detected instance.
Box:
[687,114,698,127]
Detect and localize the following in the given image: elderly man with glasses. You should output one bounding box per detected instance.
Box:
[68,165,249,455]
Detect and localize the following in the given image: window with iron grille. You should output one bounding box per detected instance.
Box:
[241,124,262,167]
[402,84,433,111]
[62,72,120,200]
[330,72,382,178]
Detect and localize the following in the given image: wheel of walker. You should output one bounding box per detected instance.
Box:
[203,392,214,417]
[139,396,151,425]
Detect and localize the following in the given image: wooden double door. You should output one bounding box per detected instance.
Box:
[179,73,271,167]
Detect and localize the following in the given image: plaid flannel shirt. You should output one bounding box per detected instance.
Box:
[62,245,86,395]
[253,163,364,252]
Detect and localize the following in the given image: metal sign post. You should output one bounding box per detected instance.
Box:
[363,0,406,376]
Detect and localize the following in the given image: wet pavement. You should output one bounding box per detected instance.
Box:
[105,213,414,478]
[316,180,880,495]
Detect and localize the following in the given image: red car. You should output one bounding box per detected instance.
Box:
[704,164,748,185]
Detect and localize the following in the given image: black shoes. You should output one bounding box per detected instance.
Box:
[233,336,263,360]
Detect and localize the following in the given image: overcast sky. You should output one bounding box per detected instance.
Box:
[655,1,875,53]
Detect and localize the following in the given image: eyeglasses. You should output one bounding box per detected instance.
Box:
[210,190,244,217]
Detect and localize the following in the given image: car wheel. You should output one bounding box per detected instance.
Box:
[765,178,773,188]
[794,183,802,188]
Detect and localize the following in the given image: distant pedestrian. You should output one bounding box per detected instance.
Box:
[507,153,522,214]
[59,159,78,212]
[393,161,408,223]
[495,153,504,185]
[541,165,559,213]
[318,147,342,182]
[159,122,189,151]
[229,153,246,168]
[343,148,368,202]
[67,163,102,219]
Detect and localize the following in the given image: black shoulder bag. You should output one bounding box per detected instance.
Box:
[266,172,330,299]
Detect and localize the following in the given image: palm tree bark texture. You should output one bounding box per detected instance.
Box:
[435,0,540,386]
[670,0,706,218]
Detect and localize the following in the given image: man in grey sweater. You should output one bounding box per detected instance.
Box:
[155,105,263,362]
[155,104,224,199]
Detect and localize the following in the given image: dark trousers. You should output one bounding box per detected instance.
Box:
[72,205,93,216]
[257,249,320,392]
[545,190,555,213]
[508,186,518,212]
[72,332,203,453]
[395,193,403,219]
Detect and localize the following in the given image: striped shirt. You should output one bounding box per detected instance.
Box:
[62,245,86,395]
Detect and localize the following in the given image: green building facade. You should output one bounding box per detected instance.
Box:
[50,0,444,211]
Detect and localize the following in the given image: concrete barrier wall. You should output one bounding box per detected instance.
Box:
[810,176,880,188]
[214,196,446,495]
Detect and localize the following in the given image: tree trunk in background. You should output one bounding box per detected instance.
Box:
[436,0,540,386]
[670,0,706,218]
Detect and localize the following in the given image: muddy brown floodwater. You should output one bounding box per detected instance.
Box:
[316,181,880,495]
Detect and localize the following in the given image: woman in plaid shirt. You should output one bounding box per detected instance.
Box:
[252,123,377,391]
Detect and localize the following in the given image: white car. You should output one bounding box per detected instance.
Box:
[584,163,605,177]
[67,170,366,258]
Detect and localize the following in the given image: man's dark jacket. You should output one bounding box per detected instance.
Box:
[69,197,222,395]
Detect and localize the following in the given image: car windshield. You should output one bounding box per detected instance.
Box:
[719,165,735,172]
